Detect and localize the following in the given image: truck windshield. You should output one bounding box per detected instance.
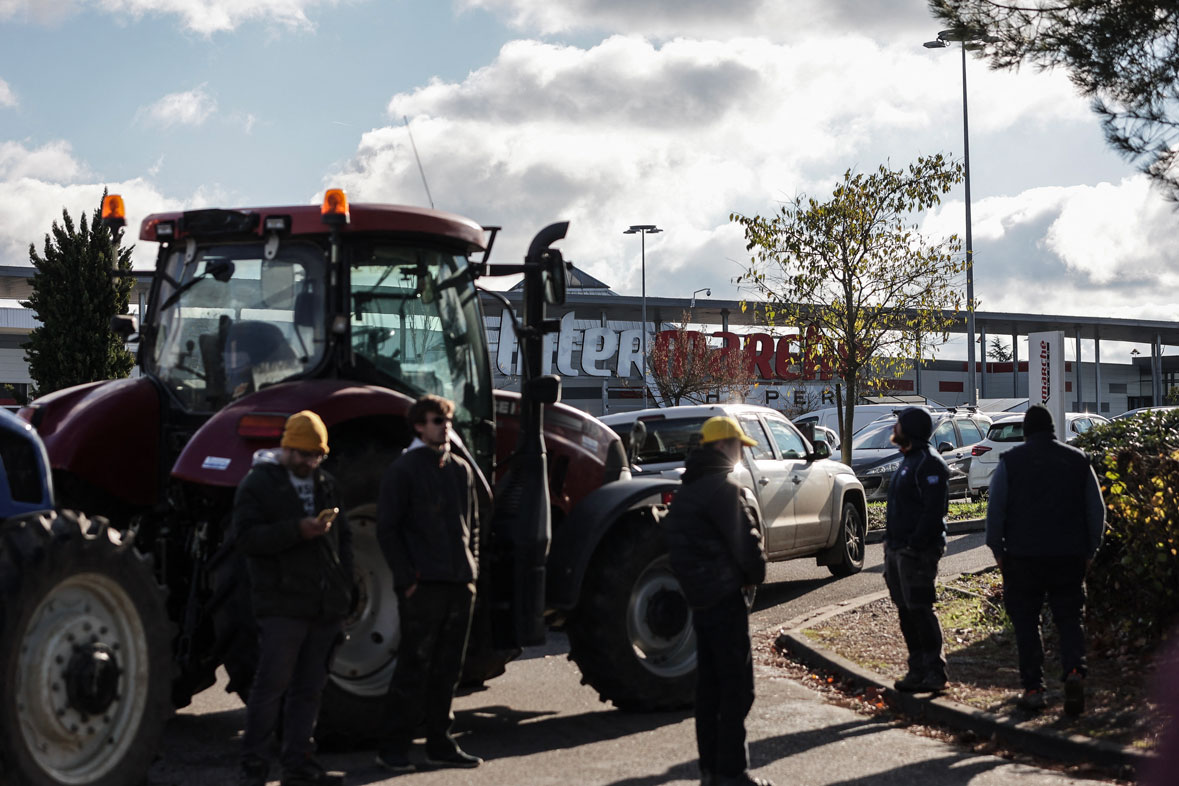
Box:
[149,243,327,411]
[348,245,491,450]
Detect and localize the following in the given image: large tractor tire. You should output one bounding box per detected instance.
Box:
[566,519,696,711]
[0,510,172,786]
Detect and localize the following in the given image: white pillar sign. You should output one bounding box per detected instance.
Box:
[1028,330,1066,441]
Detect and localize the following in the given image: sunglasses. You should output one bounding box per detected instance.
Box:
[427,416,451,426]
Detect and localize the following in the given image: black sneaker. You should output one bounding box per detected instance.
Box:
[1017,687,1047,711]
[424,746,482,769]
[374,749,415,773]
[239,756,269,786]
[893,670,925,692]
[279,758,344,786]
[1064,671,1085,716]
[914,672,948,693]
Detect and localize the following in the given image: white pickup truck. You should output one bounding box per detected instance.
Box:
[601,403,869,576]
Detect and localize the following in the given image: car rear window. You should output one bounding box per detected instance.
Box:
[614,417,710,465]
[987,422,1023,442]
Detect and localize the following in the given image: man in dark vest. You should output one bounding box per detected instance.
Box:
[883,407,950,693]
[986,404,1105,714]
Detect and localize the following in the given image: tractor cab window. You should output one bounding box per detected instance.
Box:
[149,243,327,411]
[348,246,491,449]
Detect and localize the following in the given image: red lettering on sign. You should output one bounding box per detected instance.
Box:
[744,333,775,380]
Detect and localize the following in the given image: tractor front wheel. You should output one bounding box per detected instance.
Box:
[0,510,172,786]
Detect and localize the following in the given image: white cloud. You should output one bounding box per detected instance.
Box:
[0,140,212,269]
[0,78,16,108]
[0,140,88,182]
[0,0,344,34]
[460,0,935,41]
[327,34,1094,306]
[924,175,1179,320]
[136,84,217,128]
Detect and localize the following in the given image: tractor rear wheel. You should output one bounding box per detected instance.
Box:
[0,510,172,786]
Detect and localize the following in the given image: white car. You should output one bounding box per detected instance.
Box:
[601,404,869,576]
[967,412,1111,494]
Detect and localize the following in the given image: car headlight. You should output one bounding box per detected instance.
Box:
[864,458,902,476]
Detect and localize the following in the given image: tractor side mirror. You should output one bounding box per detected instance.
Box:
[525,374,561,405]
[541,249,568,306]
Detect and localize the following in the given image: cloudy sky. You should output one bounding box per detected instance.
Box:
[1,0,1174,363]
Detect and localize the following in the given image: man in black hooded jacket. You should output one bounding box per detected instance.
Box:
[883,407,950,693]
[665,416,770,786]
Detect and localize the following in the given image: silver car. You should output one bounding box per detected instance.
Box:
[601,404,868,577]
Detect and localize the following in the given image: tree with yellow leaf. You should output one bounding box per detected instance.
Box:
[731,155,967,462]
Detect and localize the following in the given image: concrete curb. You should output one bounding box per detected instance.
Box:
[773,592,1150,775]
[866,516,985,544]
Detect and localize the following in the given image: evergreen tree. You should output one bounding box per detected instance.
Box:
[930,1,1179,200]
[21,193,135,396]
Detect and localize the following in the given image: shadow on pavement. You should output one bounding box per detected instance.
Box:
[603,719,897,786]
[821,753,1004,785]
[342,704,691,785]
[752,576,834,612]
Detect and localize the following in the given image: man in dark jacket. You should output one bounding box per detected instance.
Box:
[986,404,1105,714]
[374,394,481,772]
[234,410,353,786]
[884,407,950,693]
[665,416,771,786]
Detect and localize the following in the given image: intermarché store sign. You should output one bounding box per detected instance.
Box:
[491,309,840,382]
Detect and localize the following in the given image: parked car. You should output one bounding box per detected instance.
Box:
[601,404,869,576]
[792,404,911,441]
[967,412,1111,494]
[849,409,992,502]
[1113,405,1179,420]
[812,424,841,453]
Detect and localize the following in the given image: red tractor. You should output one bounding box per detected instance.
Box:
[4,193,689,786]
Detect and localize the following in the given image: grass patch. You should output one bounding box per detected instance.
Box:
[802,569,1165,750]
[866,499,987,531]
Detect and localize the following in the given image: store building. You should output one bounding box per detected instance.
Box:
[2,265,1177,418]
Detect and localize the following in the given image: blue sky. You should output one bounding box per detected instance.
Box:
[1,0,1175,363]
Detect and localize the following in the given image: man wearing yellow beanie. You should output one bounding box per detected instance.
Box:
[233,410,353,786]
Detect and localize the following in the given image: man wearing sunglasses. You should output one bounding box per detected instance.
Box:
[233,410,352,786]
[375,395,481,771]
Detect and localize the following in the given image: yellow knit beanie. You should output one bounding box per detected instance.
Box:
[281,410,329,455]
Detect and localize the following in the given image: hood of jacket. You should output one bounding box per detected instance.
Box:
[898,407,933,445]
[681,444,736,484]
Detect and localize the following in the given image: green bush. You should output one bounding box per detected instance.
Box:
[1074,410,1179,652]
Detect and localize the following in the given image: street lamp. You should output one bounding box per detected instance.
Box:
[924,27,995,406]
[690,288,711,309]
[624,224,662,407]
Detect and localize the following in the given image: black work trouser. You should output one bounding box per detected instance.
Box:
[692,591,755,780]
[381,581,475,752]
[884,545,946,679]
[242,616,343,770]
[1002,554,1088,690]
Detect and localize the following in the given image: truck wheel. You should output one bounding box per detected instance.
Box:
[0,510,172,786]
[827,501,866,577]
[566,519,695,711]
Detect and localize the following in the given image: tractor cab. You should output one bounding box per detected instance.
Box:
[127,192,496,472]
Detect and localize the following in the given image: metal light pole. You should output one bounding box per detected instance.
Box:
[924,28,994,406]
[624,224,662,408]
